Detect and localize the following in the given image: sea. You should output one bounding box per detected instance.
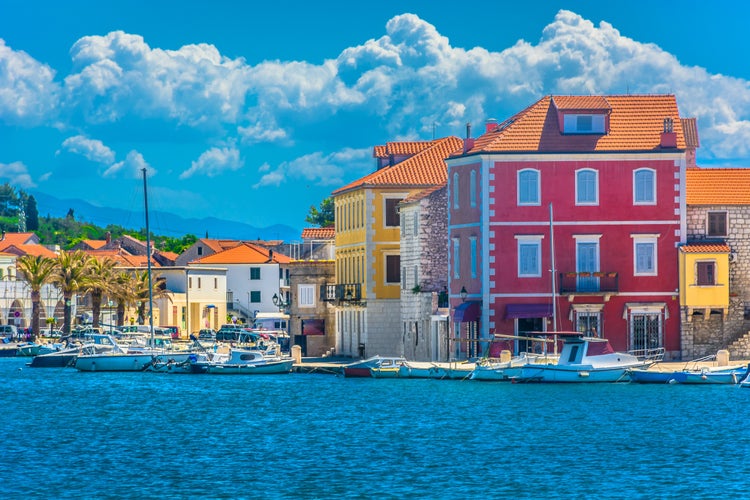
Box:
[0,356,748,499]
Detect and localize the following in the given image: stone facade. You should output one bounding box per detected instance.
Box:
[287,260,336,357]
[683,205,750,358]
[399,186,449,361]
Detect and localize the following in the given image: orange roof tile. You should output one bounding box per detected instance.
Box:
[82,239,107,249]
[0,232,37,251]
[193,242,290,264]
[681,243,731,253]
[686,168,750,205]
[334,137,463,194]
[384,141,433,156]
[373,145,387,158]
[551,95,611,111]
[681,118,700,148]
[401,184,446,204]
[301,227,335,240]
[466,94,686,154]
[4,244,57,258]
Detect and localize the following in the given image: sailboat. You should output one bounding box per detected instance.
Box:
[75,169,193,372]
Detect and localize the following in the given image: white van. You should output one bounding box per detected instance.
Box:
[0,325,19,339]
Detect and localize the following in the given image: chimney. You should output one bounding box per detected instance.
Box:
[105,231,111,245]
[485,118,498,133]
[463,122,475,152]
[660,117,677,148]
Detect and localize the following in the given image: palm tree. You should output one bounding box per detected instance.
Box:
[111,271,137,328]
[132,269,169,326]
[51,250,93,334]
[16,254,57,342]
[83,257,117,330]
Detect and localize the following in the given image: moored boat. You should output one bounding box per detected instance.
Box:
[629,363,750,385]
[189,348,293,374]
[342,355,406,377]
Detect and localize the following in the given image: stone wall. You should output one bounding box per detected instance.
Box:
[683,205,750,358]
[288,260,336,357]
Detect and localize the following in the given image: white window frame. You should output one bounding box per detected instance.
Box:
[470,170,477,208]
[632,234,658,276]
[470,236,477,279]
[575,168,599,205]
[453,172,459,209]
[516,235,543,277]
[633,168,656,205]
[518,169,540,206]
[298,284,315,308]
[452,237,460,279]
[563,114,606,134]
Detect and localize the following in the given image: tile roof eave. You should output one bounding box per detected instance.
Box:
[455,147,687,157]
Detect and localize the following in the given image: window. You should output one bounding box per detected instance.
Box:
[401,266,406,290]
[250,291,261,303]
[696,261,716,286]
[635,242,655,275]
[708,211,727,237]
[250,267,260,280]
[197,277,202,289]
[197,246,203,256]
[517,236,542,277]
[453,172,459,209]
[298,284,315,307]
[188,277,192,288]
[470,170,477,207]
[470,237,477,279]
[452,238,460,279]
[413,213,418,236]
[630,312,662,350]
[563,114,606,134]
[214,278,218,289]
[385,198,402,227]
[518,169,540,205]
[576,169,598,205]
[386,255,400,284]
[634,169,656,204]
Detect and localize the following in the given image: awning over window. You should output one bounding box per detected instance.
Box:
[302,319,325,335]
[505,303,553,319]
[452,301,481,323]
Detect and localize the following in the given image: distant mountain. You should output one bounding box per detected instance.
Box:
[30,191,301,242]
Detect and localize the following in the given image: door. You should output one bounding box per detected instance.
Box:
[576,242,599,292]
[516,317,544,354]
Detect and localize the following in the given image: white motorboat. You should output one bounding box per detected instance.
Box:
[189,347,293,374]
[511,333,664,383]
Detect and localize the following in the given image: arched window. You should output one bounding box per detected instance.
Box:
[518,169,540,205]
[576,169,598,205]
[634,168,656,204]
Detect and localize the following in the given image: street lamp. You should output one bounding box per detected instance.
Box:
[460,286,468,302]
[272,292,290,310]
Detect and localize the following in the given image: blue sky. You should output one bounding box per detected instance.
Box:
[1,1,749,237]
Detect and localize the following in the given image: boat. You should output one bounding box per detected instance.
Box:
[28,334,118,368]
[16,342,65,357]
[369,357,406,378]
[629,361,750,385]
[511,332,664,383]
[342,355,406,377]
[469,334,559,381]
[189,348,293,374]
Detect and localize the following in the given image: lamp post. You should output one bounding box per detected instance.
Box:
[272,292,290,311]
[460,286,467,302]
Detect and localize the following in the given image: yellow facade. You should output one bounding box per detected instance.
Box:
[679,250,729,314]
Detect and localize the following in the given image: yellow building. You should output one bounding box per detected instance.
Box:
[679,243,730,319]
[330,137,463,357]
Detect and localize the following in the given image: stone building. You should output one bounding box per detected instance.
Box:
[399,185,450,361]
[683,168,750,359]
[288,260,336,357]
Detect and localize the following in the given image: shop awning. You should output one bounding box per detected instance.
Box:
[452,301,481,323]
[505,303,553,319]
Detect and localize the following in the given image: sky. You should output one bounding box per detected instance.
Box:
[2,0,750,237]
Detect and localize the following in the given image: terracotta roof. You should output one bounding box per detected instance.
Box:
[466,94,686,153]
[82,239,107,249]
[381,141,434,156]
[334,136,463,194]
[301,227,335,240]
[551,95,611,111]
[158,250,179,260]
[681,118,700,148]
[0,232,37,251]
[2,244,57,258]
[680,243,731,253]
[686,168,750,205]
[373,145,387,158]
[193,242,290,264]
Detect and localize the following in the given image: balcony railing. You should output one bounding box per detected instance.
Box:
[559,272,619,294]
[321,283,362,302]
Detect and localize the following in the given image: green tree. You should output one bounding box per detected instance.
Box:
[111,271,137,327]
[132,269,169,326]
[25,195,39,231]
[51,250,92,333]
[83,257,118,329]
[15,254,57,341]
[305,197,335,227]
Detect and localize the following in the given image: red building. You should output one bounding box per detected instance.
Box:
[446,95,692,360]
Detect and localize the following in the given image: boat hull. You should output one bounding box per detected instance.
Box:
[514,364,641,383]
[191,358,293,374]
[74,353,156,372]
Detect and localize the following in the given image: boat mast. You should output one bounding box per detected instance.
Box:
[549,202,558,356]
[142,168,154,344]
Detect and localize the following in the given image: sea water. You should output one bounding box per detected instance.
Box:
[0,356,748,499]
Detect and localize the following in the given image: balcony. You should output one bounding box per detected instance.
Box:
[559,272,619,296]
[321,283,362,303]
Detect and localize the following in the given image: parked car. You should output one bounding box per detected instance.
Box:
[0,324,19,340]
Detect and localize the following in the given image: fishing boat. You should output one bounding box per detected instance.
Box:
[28,334,118,368]
[511,332,664,383]
[629,362,750,385]
[342,355,406,377]
[189,348,293,374]
[469,334,559,381]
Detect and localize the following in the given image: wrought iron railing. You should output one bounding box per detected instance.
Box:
[320,283,362,302]
[559,272,619,294]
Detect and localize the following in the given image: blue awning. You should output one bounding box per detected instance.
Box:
[505,303,553,319]
[452,301,481,323]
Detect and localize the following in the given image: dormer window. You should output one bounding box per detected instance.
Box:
[563,114,606,134]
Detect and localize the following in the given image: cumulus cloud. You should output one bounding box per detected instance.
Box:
[0,161,36,188]
[59,135,116,165]
[104,150,155,178]
[0,39,60,125]
[253,147,371,188]
[180,145,242,179]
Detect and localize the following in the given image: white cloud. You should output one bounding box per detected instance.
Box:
[180,145,242,179]
[0,39,60,125]
[0,161,36,188]
[253,147,371,188]
[59,135,116,165]
[103,150,155,178]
